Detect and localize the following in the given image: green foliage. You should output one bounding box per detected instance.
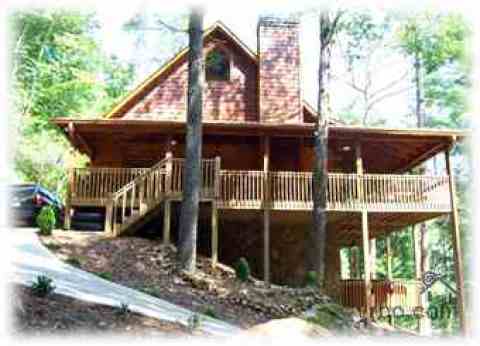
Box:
[235,257,250,282]
[65,256,81,268]
[10,9,134,195]
[36,205,56,235]
[204,307,217,319]
[305,270,318,287]
[96,271,113,281]
[31,275,55,297]
[115,303,131,318]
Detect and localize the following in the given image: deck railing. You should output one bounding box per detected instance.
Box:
[70,164,451,212]
[339,279,423,315]
[217,171,450,212]
[71,167,149,205]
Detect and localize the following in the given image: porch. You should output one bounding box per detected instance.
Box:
[68,160,451,213]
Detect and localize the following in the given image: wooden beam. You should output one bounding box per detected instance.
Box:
[67,122,94,159]
[445,149,467,335]
[211,156,221,267]
[369,238,376,279]
[211,201,218,266]
[401,141,450,173]
[263,136,271,287]
[362,210,371,318]
[386,235,393,280]
[163,201,171,245]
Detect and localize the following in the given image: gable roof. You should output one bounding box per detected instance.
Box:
[105,21,258,119]
[104,20,330,122]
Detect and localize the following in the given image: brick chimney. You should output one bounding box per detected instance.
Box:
[257,17,302,123]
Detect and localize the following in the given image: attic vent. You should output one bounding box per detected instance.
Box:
[206,50,230,81]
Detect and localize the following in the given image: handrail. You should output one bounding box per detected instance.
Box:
[218,171,451,212]
[111,157,169,199]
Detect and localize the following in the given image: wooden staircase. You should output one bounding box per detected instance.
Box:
[104,156,220,236]
[105,157,170,236]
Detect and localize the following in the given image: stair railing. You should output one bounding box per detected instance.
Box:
[105,157,171,236]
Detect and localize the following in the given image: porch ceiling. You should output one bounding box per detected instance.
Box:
[52,118,467,173]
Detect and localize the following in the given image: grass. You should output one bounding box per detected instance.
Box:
[96,271,113,281]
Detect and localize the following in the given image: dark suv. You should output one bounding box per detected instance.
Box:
[8,184,64,227]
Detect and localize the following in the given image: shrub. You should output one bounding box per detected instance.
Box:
[305,271,318,287]
[235,257,250,282]
[36,206,56,236]
[115,303,131,318]
[44,242,61,251]
[141,286,162,298]
[66,256,81,268]
[204,307,217,319]
[96,271,113,281]
[31,275,55,297]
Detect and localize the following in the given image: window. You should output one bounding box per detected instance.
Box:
[205,50,230,81]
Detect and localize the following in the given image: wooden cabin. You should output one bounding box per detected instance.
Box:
[52,18,467,326]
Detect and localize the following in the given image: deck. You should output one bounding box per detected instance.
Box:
[68,159,451,213]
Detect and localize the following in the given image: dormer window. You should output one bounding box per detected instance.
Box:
[205,50,230,81]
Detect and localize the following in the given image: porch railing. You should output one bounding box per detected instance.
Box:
[70,167,149,205]
[339,279,423,315]
[217,171,450,212]
[69,165,451,212]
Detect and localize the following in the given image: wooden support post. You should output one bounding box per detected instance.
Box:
[386,235,393,280]
[386,234,394,326]
[445,147,467,335]
[105,201,113,235]
[165,148,173,197]
[64,169,73,230]
[211,201,218,266]
[162,147,173,245]
[263,136,271,287]
[163,201,171,245]
[370,238,376,279]
[362,211,372,318]
[211,156,221,267]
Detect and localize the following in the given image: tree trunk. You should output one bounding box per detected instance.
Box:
[177,6,204,273]
[307,12,330,287]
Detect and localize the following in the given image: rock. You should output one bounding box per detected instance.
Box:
[245,317,332,338]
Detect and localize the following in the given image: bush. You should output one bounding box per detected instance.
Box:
[31,275,55,297]
[204,307,217,319]
[115,303,131,318]
[66,256,81,268]
[305,271,318,287]
[36,206,56,236]
[96,271,113,281]
[235,257,250,282]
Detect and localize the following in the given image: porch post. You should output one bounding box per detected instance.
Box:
[362,211,372,318]
[64,168,73,230]
[370,238,376,279]
[445,146,467,335]
[211,156,221,267]
[163,149,173,245]
[386,235,393,280]
[386,234,395,326]
[263,136,271,287]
